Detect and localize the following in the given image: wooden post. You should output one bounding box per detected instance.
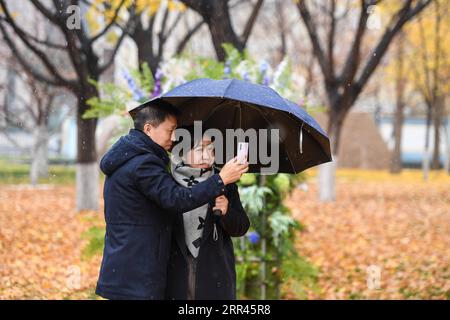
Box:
[259,175,267,299]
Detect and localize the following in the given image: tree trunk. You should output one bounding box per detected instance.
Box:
[275,0,287,64]
[390,104,404,174]
[319,111,343,202]
[319,155,337,202]
[30,123,49,185]
[134,22,159,76]
[390,34,405,174]
[203,2,244,61]
[443,117,450,174]
[76,161,99,211]
[76,89,99,211]
[431,96,443,169]
[422,105,432,181]
[180,0,262,61]
[258,175,267,299]
[137,36,158,75]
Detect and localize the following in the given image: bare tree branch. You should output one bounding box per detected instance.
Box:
[0,130,28,150]
[327,0,336,77]
[339,0,371,86]
[176,19,205,55]
[417,14,433,101]
[0,1,75,87]
[180,0,264,60]
[297,0,334,83]
[98,10,135,74]
[354,0,432,98]
[165,10,184,39]
[157,5,170,60]
[0,16,67,50]
[0,23,71,88]
[241,0,263,46]
[89,0,126,44]
[29,0,60,25]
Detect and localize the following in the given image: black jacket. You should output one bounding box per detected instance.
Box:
[165,180,250,300]
[95,129,227,300]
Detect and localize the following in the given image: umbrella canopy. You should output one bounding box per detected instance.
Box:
[133,78,332,174]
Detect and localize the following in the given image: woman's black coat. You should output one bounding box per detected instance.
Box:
[165,182,250,300]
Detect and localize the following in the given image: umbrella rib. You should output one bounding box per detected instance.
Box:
[203,98,228,123]
[242,102,297,173]
[223,79,235,97]
[277,109,332,162]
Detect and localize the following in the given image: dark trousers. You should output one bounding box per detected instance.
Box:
[186,251,197,300]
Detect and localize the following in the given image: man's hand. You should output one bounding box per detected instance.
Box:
[219,157,249,185]
[213,195,229,215]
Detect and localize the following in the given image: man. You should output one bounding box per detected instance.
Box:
[95,100,248,300]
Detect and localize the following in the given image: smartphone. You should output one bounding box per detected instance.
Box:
[237,142,249,164]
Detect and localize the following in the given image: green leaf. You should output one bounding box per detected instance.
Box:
[268,210,297,247]
[239,185,272,216]
[83,82,130,119]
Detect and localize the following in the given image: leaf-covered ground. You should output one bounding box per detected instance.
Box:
[286,169,450,299]
[0,169,448,299]
[0,185,104,299]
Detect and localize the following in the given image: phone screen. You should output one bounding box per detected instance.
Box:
[237,142,249,164]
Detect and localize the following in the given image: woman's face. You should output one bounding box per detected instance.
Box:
[184,137,215,169]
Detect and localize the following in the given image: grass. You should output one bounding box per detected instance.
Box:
[81,226,105,260]
[304,167,450,183]
[0,158,106,185]
[2,157,447,186]
[0,159,76,185]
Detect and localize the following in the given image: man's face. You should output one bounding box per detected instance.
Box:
[143,115,177,151]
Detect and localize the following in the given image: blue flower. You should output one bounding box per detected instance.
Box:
[248,231,260,244]
[258,60,271,86]
[242,71,250,82]
[122,70,145,101]
[152,68,163,97]
[154,68,163,80]
[223,60,231,79]
[259,60,269,75]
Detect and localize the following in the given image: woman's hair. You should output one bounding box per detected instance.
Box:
[174,124,212,156]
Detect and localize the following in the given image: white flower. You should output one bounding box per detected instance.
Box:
[160,57,190,88]
[235,61,256,82]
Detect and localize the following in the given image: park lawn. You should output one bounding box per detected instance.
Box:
[305,167,450,183]
[0,159,107,185]
[0,159,76,185]
[0,167,448,299]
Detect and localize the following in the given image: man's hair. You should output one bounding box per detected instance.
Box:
[131,100,180,130]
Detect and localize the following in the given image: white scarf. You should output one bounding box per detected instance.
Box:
[170,154,214,258]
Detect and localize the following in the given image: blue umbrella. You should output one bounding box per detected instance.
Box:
[133,78,332,173]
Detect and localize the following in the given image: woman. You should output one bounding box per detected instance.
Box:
[166,126,250,300]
